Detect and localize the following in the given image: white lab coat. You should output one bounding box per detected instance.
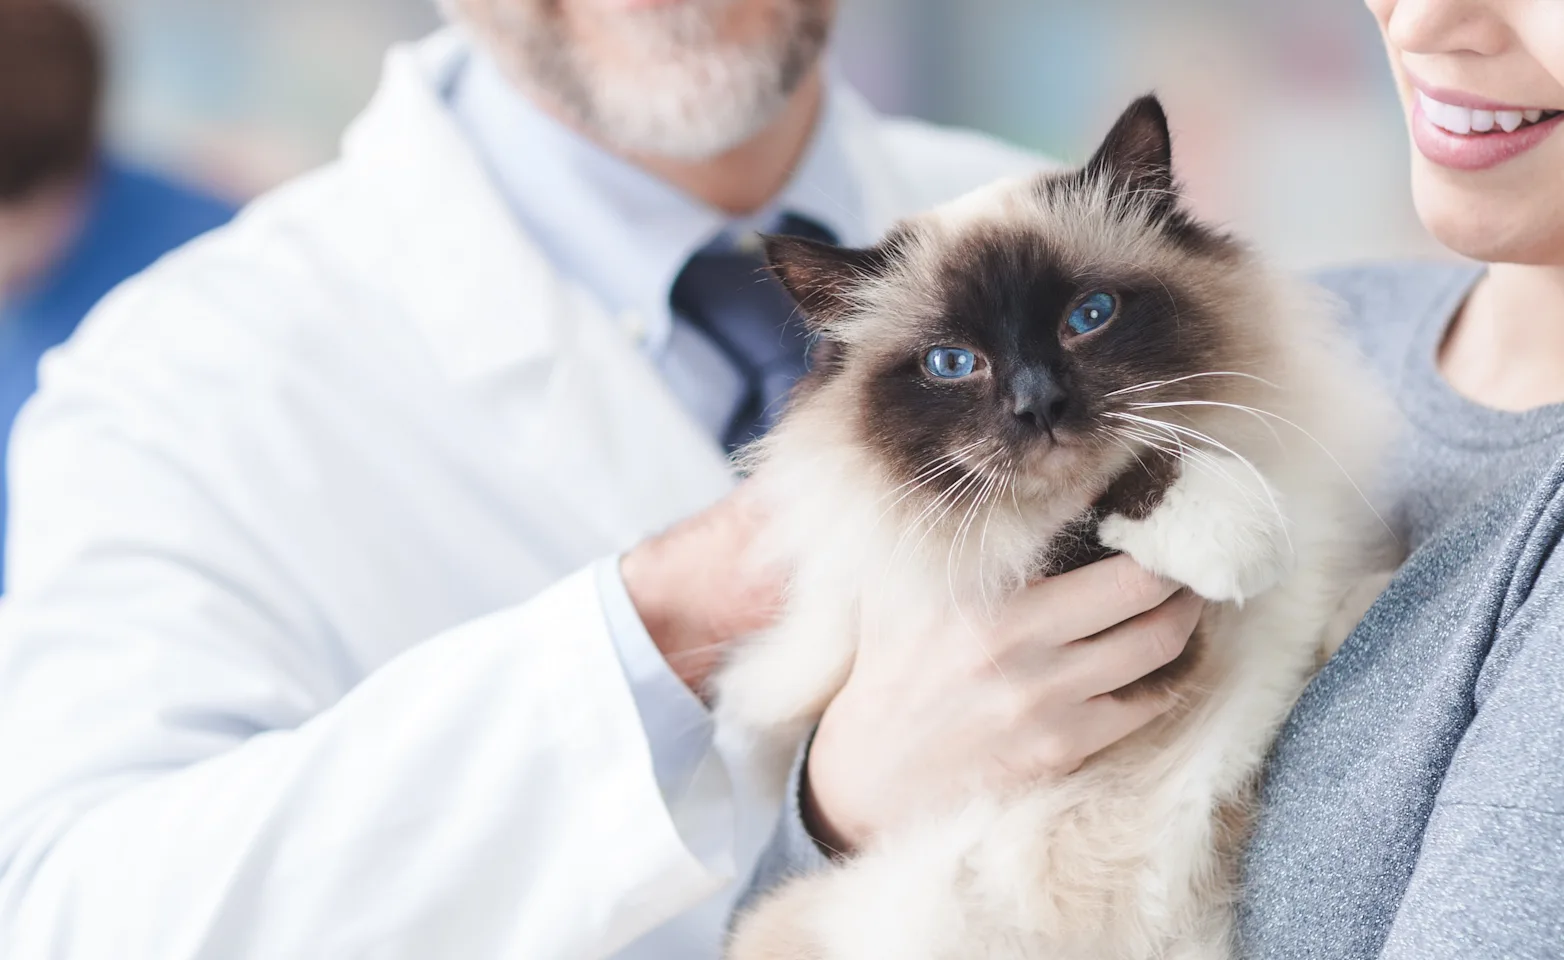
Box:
[0,31,1045,960]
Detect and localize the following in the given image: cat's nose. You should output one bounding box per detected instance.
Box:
[1011,368,1069,433]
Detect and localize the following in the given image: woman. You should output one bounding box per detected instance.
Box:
[743,0,1564,954]
[1239,1,1564,954]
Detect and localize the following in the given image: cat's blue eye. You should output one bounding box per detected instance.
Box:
[925,346,977,379]
[1067,292,1119,335]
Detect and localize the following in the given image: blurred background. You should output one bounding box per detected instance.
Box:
[82,0,1446,269]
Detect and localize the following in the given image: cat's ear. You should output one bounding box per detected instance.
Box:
[1086,94,1177,208]
[764,235,890,331]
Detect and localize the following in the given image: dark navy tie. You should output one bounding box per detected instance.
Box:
[671,213,838,452]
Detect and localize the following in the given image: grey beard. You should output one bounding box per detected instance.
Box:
[459,0,830,161]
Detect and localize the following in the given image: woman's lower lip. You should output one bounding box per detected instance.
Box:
[1412,97,1564,171]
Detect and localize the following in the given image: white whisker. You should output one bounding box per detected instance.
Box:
[948,466,1011,687]
[1119,425,1271,513]
[1128,399,1284,448]
[946,467,996,614]
[873,439,990,511]
[887,449,1003,576]
[1124,399,1395,541]
[1109,412,1293,555]
[865,455,997,652]
[1104,371,1281,399]
[869,450,989,533]
[975,467,1012,616]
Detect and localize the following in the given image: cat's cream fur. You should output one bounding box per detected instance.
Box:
[716,100,1395,960]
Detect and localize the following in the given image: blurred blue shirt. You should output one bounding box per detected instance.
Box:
[0,158,235,591]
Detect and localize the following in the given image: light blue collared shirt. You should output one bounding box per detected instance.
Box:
[446,50,870,807]
[449,50,868,438]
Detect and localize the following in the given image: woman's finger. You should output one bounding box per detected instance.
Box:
[1029,685,1183,778]
[998,555,1182,652]
[1041,590,1204,700]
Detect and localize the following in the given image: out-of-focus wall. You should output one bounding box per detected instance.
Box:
[84,0,1446,269]
[83,0,441,196]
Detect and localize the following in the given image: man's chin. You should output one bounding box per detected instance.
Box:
[576,84,779,159]
[600,0,701,10]
[461,0,829,160]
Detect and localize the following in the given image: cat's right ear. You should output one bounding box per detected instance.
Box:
[764,235,890,331]
[1086,94,1177,209]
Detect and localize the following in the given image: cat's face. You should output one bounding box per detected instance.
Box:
[767,96,1271,509]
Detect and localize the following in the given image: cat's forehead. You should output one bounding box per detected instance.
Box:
[899,171,1228,289]
[828,171,1246,352]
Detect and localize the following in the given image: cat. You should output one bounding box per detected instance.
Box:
[714,95,1397,960]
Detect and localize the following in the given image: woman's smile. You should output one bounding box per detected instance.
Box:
[1408,73,1564,171]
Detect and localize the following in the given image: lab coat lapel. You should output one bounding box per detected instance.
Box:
[336,32,735,554]
[835,88,931,241]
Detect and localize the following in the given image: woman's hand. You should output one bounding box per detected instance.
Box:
[622,492,1202,854]
[803,555,1202,854]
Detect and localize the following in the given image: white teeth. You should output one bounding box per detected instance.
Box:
[1420,92,1456,133]
[1422,91,1553,135]
[1419,92,1471,134]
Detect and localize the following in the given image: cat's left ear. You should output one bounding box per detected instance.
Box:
[764,235,890,332]
[1086,94,1177,210]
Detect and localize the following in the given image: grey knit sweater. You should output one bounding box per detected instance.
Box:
[745,263,1564,958]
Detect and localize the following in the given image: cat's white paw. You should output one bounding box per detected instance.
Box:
[1099,453,1293,604]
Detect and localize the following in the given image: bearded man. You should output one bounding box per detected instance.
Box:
[0,3,1206,956]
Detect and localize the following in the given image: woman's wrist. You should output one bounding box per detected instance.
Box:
[800,748,859,858]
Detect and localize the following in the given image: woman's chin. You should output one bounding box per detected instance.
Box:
[1411,169,1564,267]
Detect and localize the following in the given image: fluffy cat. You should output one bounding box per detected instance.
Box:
[716,96,1396,960]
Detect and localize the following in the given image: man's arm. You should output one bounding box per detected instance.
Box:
[0,328,737,959]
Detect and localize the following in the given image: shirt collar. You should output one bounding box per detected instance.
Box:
[447,47,866,353]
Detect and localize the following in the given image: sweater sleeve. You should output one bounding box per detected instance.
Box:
[732,737,833,923]
[1376,538,1564,959]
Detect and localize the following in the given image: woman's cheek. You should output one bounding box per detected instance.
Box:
[1526,9,1564,90]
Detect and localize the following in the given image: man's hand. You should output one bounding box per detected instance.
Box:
[622,493,1202,853]
[803,555,1202,854]
[620,486,786,694]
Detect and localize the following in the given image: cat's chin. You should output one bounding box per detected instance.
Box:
[1011,442,1116,501]
[1016,435,1096,471]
